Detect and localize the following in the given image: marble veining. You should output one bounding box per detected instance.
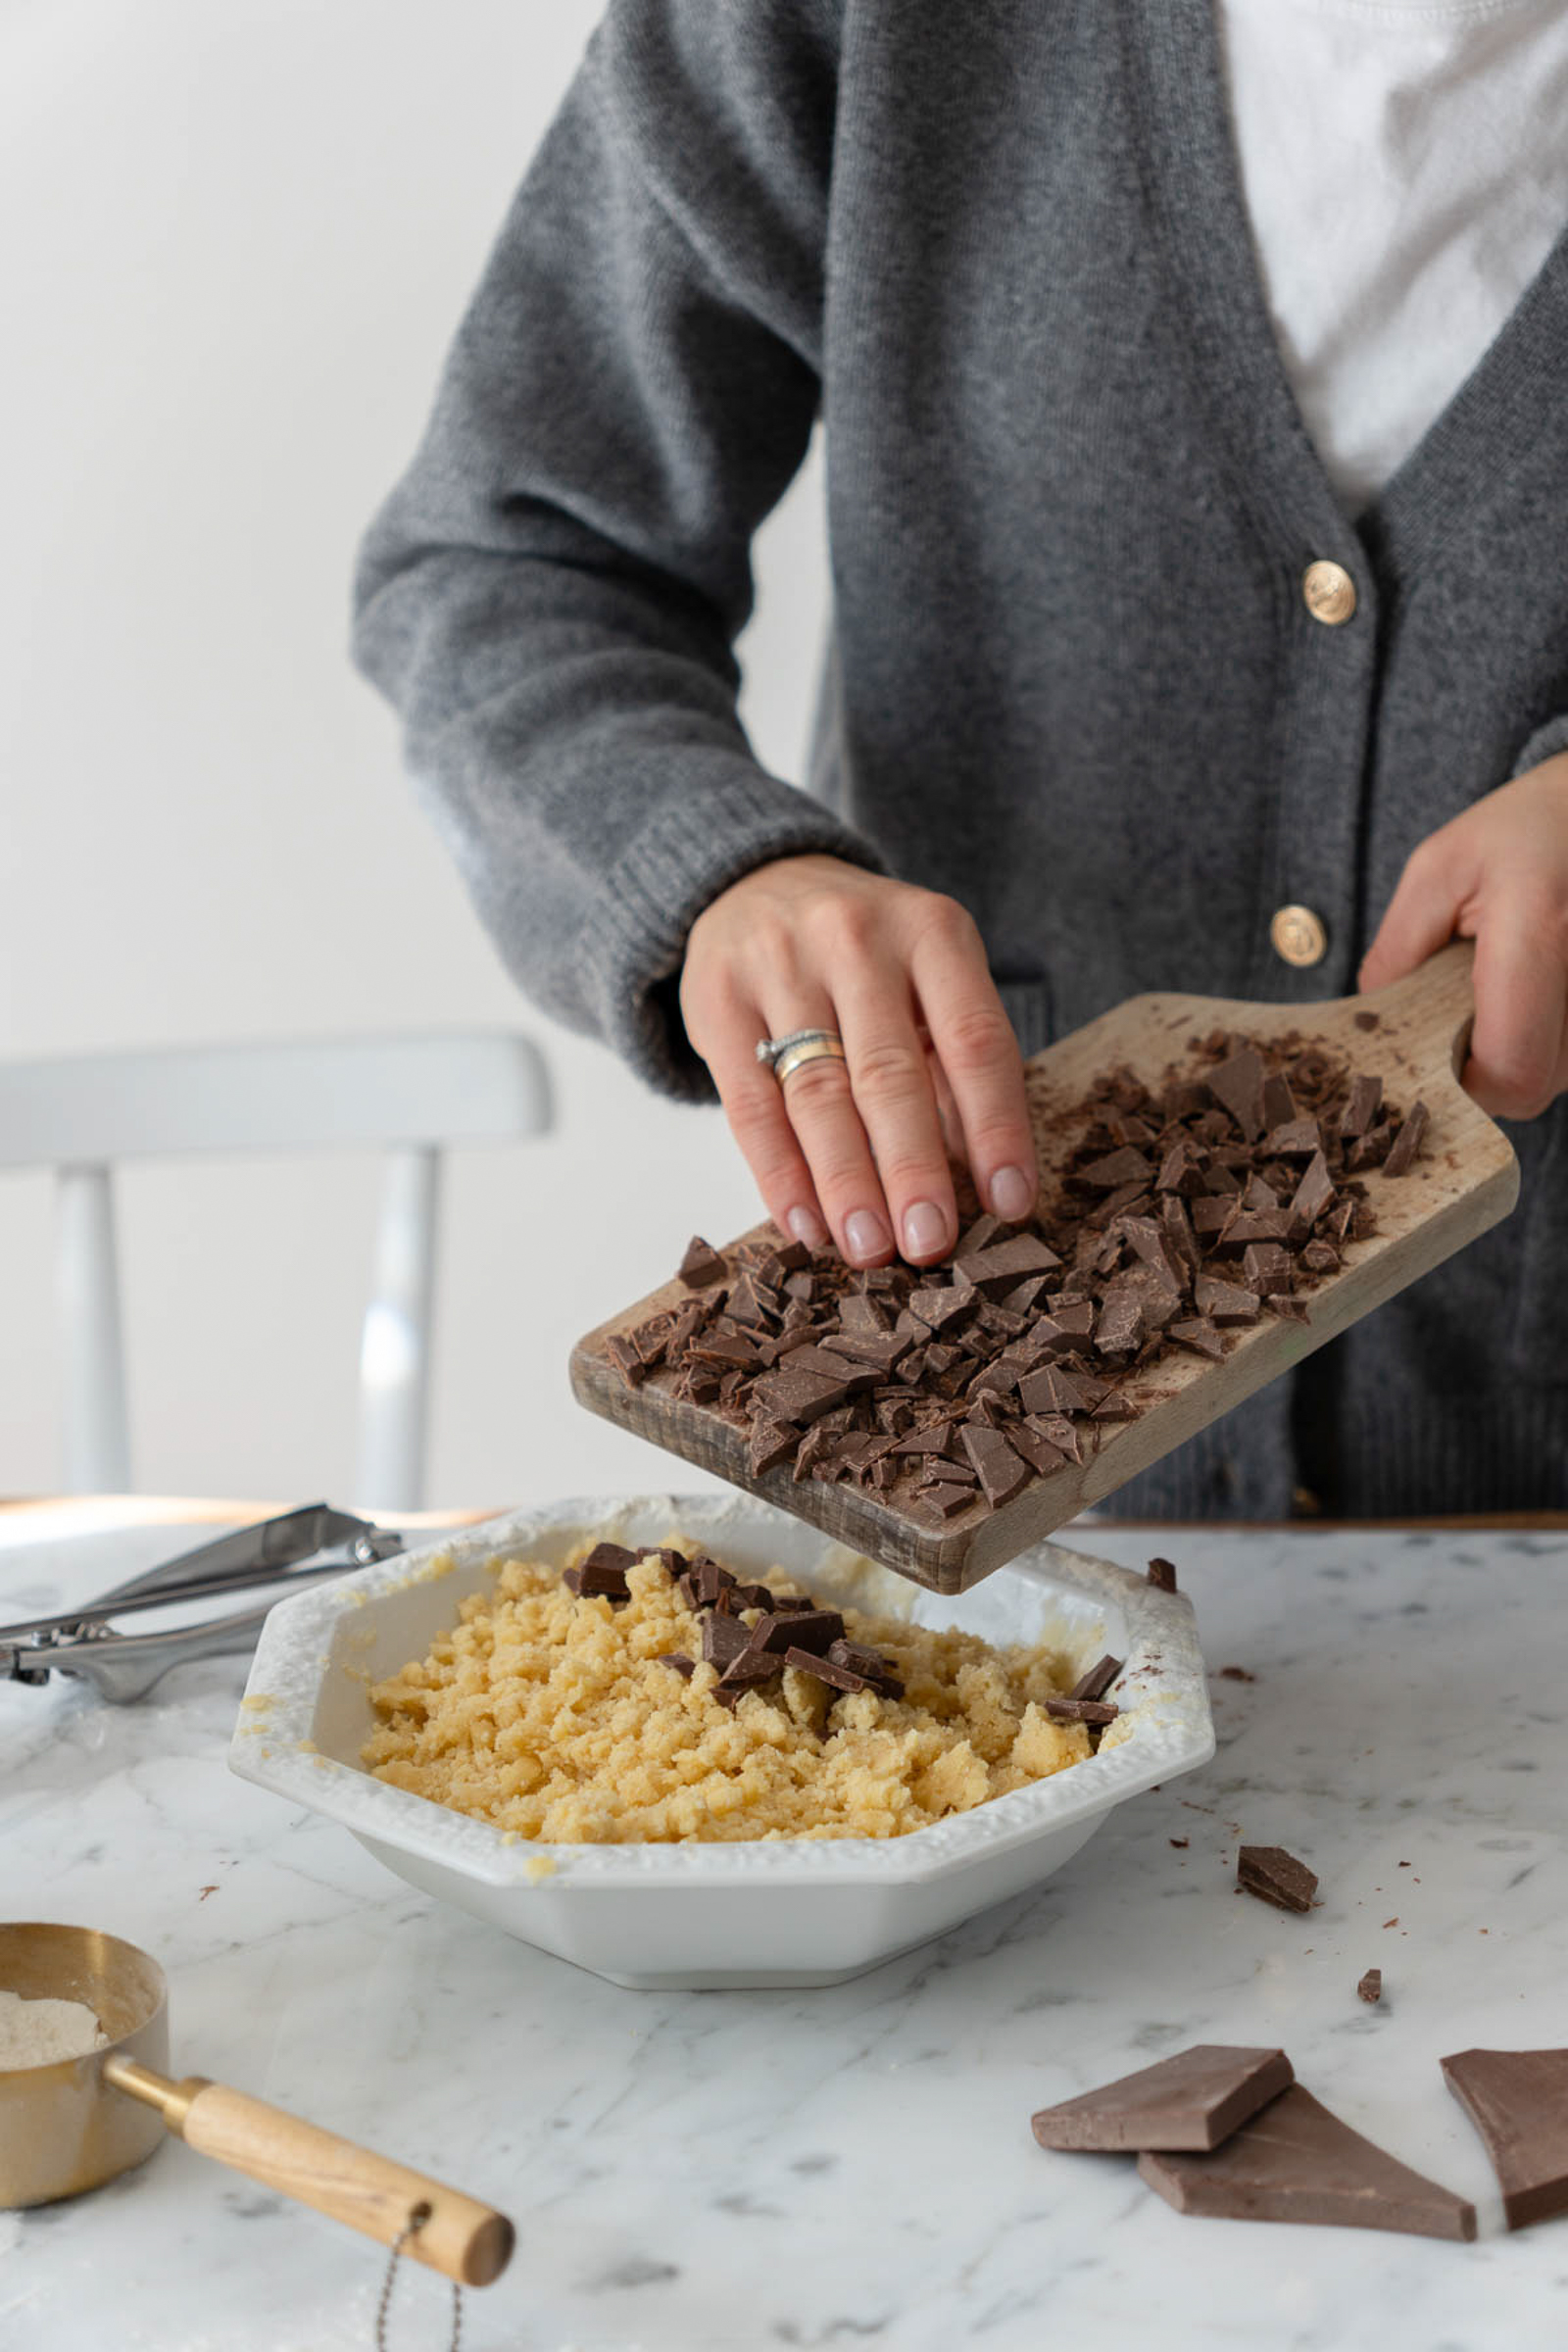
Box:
[3,1516,1568,2350]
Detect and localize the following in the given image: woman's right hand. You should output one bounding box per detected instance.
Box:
[678,855,1039,1269]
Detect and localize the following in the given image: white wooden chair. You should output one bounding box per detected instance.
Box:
[0,1035,553,1511]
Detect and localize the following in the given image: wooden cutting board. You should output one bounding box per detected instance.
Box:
[570,943,1518,1592]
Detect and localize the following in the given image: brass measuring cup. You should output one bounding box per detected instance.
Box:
[0,1923,514,2288]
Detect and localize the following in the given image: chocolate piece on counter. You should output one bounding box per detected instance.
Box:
[1357,1970,1383,2005]
[701,1613,753,1670]
[677,1235,728,1289]
[1290,1150,1337,1227]
[783,1645,872,1694]
[1069,1653,1124,1704]
[959,1423,1030,1506]
[654,1651,696,1679]
[748,1419,799,1478]
[1169,1318,1226,1361]
[1237,1844,1318,1913]
[1138,2085,1478,2241]
[1382,1100,1429,1178]
[1044,1694,1118,1725]
[1031,2044,1294,2153]
[1340,1072,1383,1140]
[1147,1556,1178,1592]
[1207,1047,1268,1141]
[1441,2048,1568,2230]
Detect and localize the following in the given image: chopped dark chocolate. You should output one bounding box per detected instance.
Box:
[748,1419,799,1477]
[1031,2045,1294,2153]
[783,1645,872,1693]
[654,1651,696,1679]
[1146,1556,1178,1592]
[1441,2047,1568,2230]
[677,1235,728,1289]
[1357,1969,1383,2005]
[1169,1318,1227,1360]
[1206,1047,1268,1142]
[1340,1072,1383,1140]
[1069,1653,1124,1703]
[1382,1099,1429,1177]
[959,1423,1030,1506]
[1237,1844,1318,1913]
[1043,1694,1119,1725]
[701,1613,753,1670]
[1138,2085,1477,2241]
[1194,1273,1260,1325]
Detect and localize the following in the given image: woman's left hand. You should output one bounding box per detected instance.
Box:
[1359,751,1568,1120]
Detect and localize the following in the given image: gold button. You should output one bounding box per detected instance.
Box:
[1302,559,1356,626]
[1271,905,1328,967]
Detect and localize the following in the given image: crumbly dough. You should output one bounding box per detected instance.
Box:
[362,1544,1091,1843]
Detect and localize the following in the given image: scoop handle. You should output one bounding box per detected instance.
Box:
[102,2056,514,2286]
[1356,936,1477,1084]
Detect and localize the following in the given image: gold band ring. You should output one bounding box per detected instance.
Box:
[771,1036,848,1087]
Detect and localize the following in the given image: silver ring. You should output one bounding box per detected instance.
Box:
[756,1027,843,1069]
[772,1037,849,1087]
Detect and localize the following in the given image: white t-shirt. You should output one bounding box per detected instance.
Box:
[1215,0,1568,513]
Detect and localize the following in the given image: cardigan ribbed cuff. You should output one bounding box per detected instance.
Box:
[597,762,887,1102]
[1512,713,1568,778]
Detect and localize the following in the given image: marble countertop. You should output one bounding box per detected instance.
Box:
[3,1508,1567,2352]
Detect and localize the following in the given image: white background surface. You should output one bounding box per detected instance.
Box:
[0,0,831,1508]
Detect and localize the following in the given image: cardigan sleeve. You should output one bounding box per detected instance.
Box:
[351,0,879,1101]
[1512,713,1568,777]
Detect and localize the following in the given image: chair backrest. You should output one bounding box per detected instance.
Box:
[0,1035,553,1510]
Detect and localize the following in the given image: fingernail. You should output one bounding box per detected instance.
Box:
[990,1164,1033,1221]
[844,1208,891,1264]
[902,1200,949,1260]
[787,1205,826,1248]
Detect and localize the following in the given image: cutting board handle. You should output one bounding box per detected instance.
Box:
[1356,938,1475,1085]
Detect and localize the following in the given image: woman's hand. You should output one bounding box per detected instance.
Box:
[1360,751,1568,1119]
[679,855,1038,1267]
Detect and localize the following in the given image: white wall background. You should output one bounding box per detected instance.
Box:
[0,0,831,1507]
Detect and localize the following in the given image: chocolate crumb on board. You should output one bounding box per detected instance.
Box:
[1237,1844,1319,1913]
[1147,1556,1179,1593]
[1169,1836,1190,1848]
[603,1031,1426,1526]
[1357,1969,1383,2004]
[1217,1663,1255,1682]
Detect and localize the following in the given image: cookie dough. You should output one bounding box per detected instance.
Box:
[362,1544,1092,1843]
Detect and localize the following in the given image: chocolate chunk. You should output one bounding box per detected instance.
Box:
[956,1212,1004,1254]
[750,1360,858,1426]
[1299,1239,1341,1275]
[783,1645,871,1693]
[1261,1073,1298,1128]
[1031,2045,1294,2153]
[1441,2048,1568,2230]
[1043,1694,1118,1725]
[906,1286,973,1334]
[1241,1242,1294,1296]
[1091,1391,1138,1421]
[1382,1100,1429,1177]
[701,1613,752,1669]
[1194,1273,1261,1326]
[654,1651,696,1679]
[958,1423,1029,1506]
[1237,1844,1318,1913]
[1009,1421,1070,1476]
[1138,2085,1477,2241]
[1169,1318,1226,1360]
[1155,1139,1206,1195]
[1353,1008,1381,1031]
[827,1638,904,1698]
[1340,1072,1383,1140]
[580,1542,637,1579]
[690,1328,762,1369]
[1077,1146,1153,1191]
[677,1235,728,1289]
[911,1482,974,1520]
[748,1419,799,1477]
[1265,1293,1310,1323]
[1290,1150,1337,1227]
[1357,1970,1383,2005]
[1261,1118,1323,1157]
[759,1607,843,1656]
[957,1234,1062,1293]
[1069,1652,1124,1703]
[691,1557,735,1610]
[731,1581,775,1613]
[1147,1556,1178,1592]
[1094,1288,1145,1356]
[606,1334,647,1385]
[1206,1047,1268,1142]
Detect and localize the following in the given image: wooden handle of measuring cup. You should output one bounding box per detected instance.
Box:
[102,2056,514,2285]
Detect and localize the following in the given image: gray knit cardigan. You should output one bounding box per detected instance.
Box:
[354,0,1568,1518]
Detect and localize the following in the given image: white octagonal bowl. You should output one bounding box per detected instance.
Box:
[229,1494,1213,1989]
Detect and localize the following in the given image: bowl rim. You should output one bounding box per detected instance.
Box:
[228,1494,1214,1889]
